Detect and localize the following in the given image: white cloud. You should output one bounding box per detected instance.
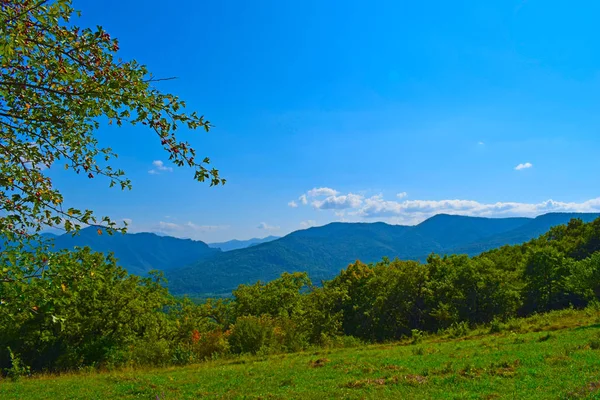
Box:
[292,187,360,208]
[156,221,228,234]
[257,222,280,231]
[515,162,533,171]
[148,160,173,175]
[312,193,364,210]
[20,156,48,171]
[307,187,339,197]
[300,220,317,228]
[185,222,229,232]
[292,187,600,225]
[478,141,485,145]
[153,160,172,171]
[355,196,600,222]
[158,221,181,231]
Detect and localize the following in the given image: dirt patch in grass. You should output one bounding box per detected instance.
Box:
[344,377,388,388]
[402,374,428,386]
[544,354,571,366]
[538,333,553,342]
[308,358,330,368]
[458,364,484,379]
[487,360,520,378]
[343,374,428,389]
[566,381,600,398]
[383,364,408,372]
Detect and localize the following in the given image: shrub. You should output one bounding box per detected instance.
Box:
[192,330,231,360]
[4,348,30,382]
[127,338,173,367]
[228,316,276,354]
[273,318,308,353]
[321,335,363,349]
[411,329,424,344]
[447,321,470,338]
[171,344,195,366]
[412,346,425,356]
[489,317,505,333]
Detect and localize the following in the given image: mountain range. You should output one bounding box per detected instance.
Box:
[49,228,220,276]
[37,212,600,296]
[208,236,280,252]
[165,213,600,295]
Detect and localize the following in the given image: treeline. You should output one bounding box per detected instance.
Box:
[1,218,600,373]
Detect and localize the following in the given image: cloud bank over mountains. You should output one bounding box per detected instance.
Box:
[290,187,600,225]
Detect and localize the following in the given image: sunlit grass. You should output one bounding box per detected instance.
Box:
[2,307,600,399]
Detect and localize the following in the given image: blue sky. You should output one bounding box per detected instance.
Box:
[50,0,600,242]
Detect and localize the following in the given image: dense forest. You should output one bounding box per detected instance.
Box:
[27,213,600,297]
[2,216,600,375]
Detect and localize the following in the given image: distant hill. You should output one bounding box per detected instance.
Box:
[166,213,600,296]
[40,232,59,239]
[208,236,280,252]
[49,227,220,276]
[451,213,600,255]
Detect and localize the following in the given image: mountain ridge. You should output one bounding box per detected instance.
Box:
[49,227,220,276]
[166,212,600,295]
[31,213,600,296]
[208,235,280,252]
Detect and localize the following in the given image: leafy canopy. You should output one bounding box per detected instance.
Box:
[0,0,224,243]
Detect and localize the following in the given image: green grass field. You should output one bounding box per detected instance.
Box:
[2,308,600,399]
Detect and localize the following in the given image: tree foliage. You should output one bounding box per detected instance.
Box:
[2,217,600,373]
[0,0,223,242]
[0,0,225,312]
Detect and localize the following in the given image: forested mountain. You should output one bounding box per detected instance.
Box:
[50,227,220,276]
[452,213,600,254]
[33,213,600,295]
[208,236,280,252]
[166,212,600,295]
[6,212,600,373]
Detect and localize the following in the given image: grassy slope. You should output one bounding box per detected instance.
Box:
[2,308,600,399]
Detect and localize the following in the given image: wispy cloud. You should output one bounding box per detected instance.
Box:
[148,160,173,175]
[158,221,181,231]
[515,162,533,171]
[257,222,280,231]
[397,192,408,199]
[291,187,363,210]
[307,187,339,197]
[20,156,48,171]
[300,220,317,228]
[290,187,600,225]
[156,221,229,234]
[478,141,485,145]
[312,193,364,210]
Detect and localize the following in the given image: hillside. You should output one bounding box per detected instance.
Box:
[167,212,600,295]
[3,307,599,399]
[33,213,600,295]
[50,227,220,276]
[208,235,280,252]
[452,212,600,254]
